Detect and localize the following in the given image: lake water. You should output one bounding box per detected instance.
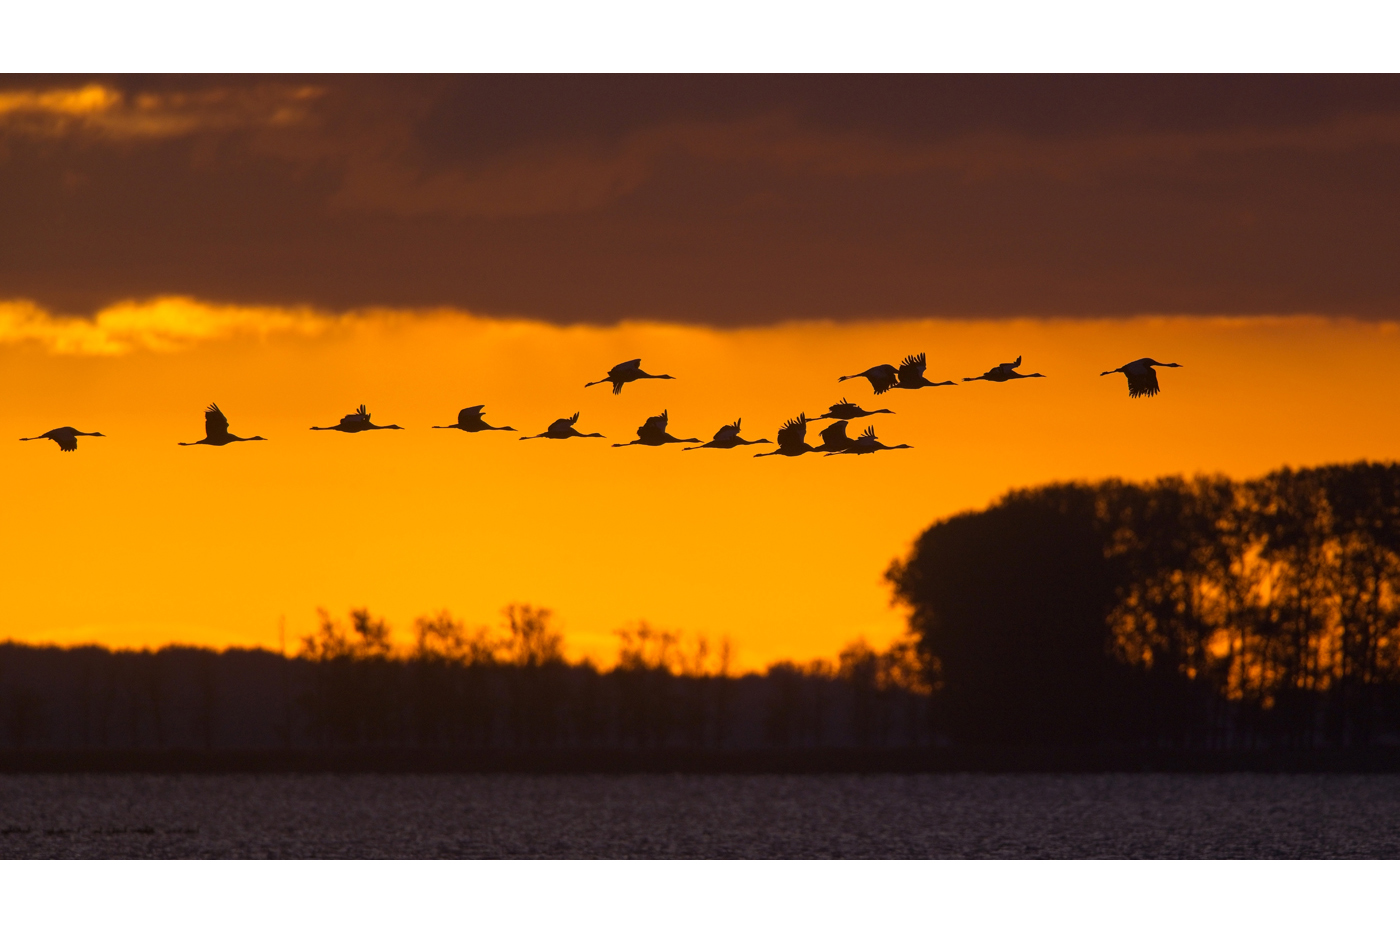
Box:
[2,773,1397,858]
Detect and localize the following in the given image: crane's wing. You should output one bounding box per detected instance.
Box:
[775,415,807,447]
[819,421,851,446]
[609,359,642,377]
[460,405,485,418]
[1126,368,1161,398]
[205,404,230,437]
[1001,356,1022,371]
[899,352,927,377]
[870,365,899,394]
[714,421,741,441]
[546,417,572,433]
[53,430,78,452]
[642,411,668,432]
[860,425,877,440]
[340,404,370,426]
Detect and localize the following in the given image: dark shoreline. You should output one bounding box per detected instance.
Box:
[5,747,1400,774]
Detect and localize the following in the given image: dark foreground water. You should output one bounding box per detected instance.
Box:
[2,773,1398,858]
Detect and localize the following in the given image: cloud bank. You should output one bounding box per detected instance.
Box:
[2,75,1399,324]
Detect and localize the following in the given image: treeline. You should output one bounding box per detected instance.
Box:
[9,460,1399,754]
[0,606,930,750]
[887,460,1400,748]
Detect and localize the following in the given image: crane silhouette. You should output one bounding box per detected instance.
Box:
[684,419,772,450]
[828,424,912,455]
[20,426,104,452]
[837,363,899,395]
[521,412,605,440]
[178,404,266,446]
[963,356,1046,383]
[311,404,402,432]
[894,352,956,390]
[1101,358,1182,398]
[614,410,699,447]
[811,398,894,421]
[584,359,675,395]
[755,414,817,457]
[813,420,857,453]
[433,405,516,432]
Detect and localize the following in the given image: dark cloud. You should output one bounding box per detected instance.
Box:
[2,75,1399,323]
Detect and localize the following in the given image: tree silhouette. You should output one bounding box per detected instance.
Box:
[298,607,398,744]
[500,604,564,667]
[889,462,1400,748]
[887,484,1120,745]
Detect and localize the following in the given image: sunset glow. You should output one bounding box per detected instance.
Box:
[3,299,1397,667]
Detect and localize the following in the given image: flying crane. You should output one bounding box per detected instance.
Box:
[20,426,105,452]
[963,356,1046,383]
[311,404,403,432]
[584,359,676,395]
[684,419,772,450]
[179,404,266,446]
[614,410,700,447]
[1100,358,1182,398]
[520,412,606,440]
[433,405,516,432]
[754,414,818,457]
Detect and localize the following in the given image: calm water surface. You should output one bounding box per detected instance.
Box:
[1,773,1397,858]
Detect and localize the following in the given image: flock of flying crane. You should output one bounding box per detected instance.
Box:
[17,354,1182,454]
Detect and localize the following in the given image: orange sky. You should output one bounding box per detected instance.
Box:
[2,298,1398,668]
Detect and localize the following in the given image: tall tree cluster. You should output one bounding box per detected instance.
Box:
[887,461,1400,747]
